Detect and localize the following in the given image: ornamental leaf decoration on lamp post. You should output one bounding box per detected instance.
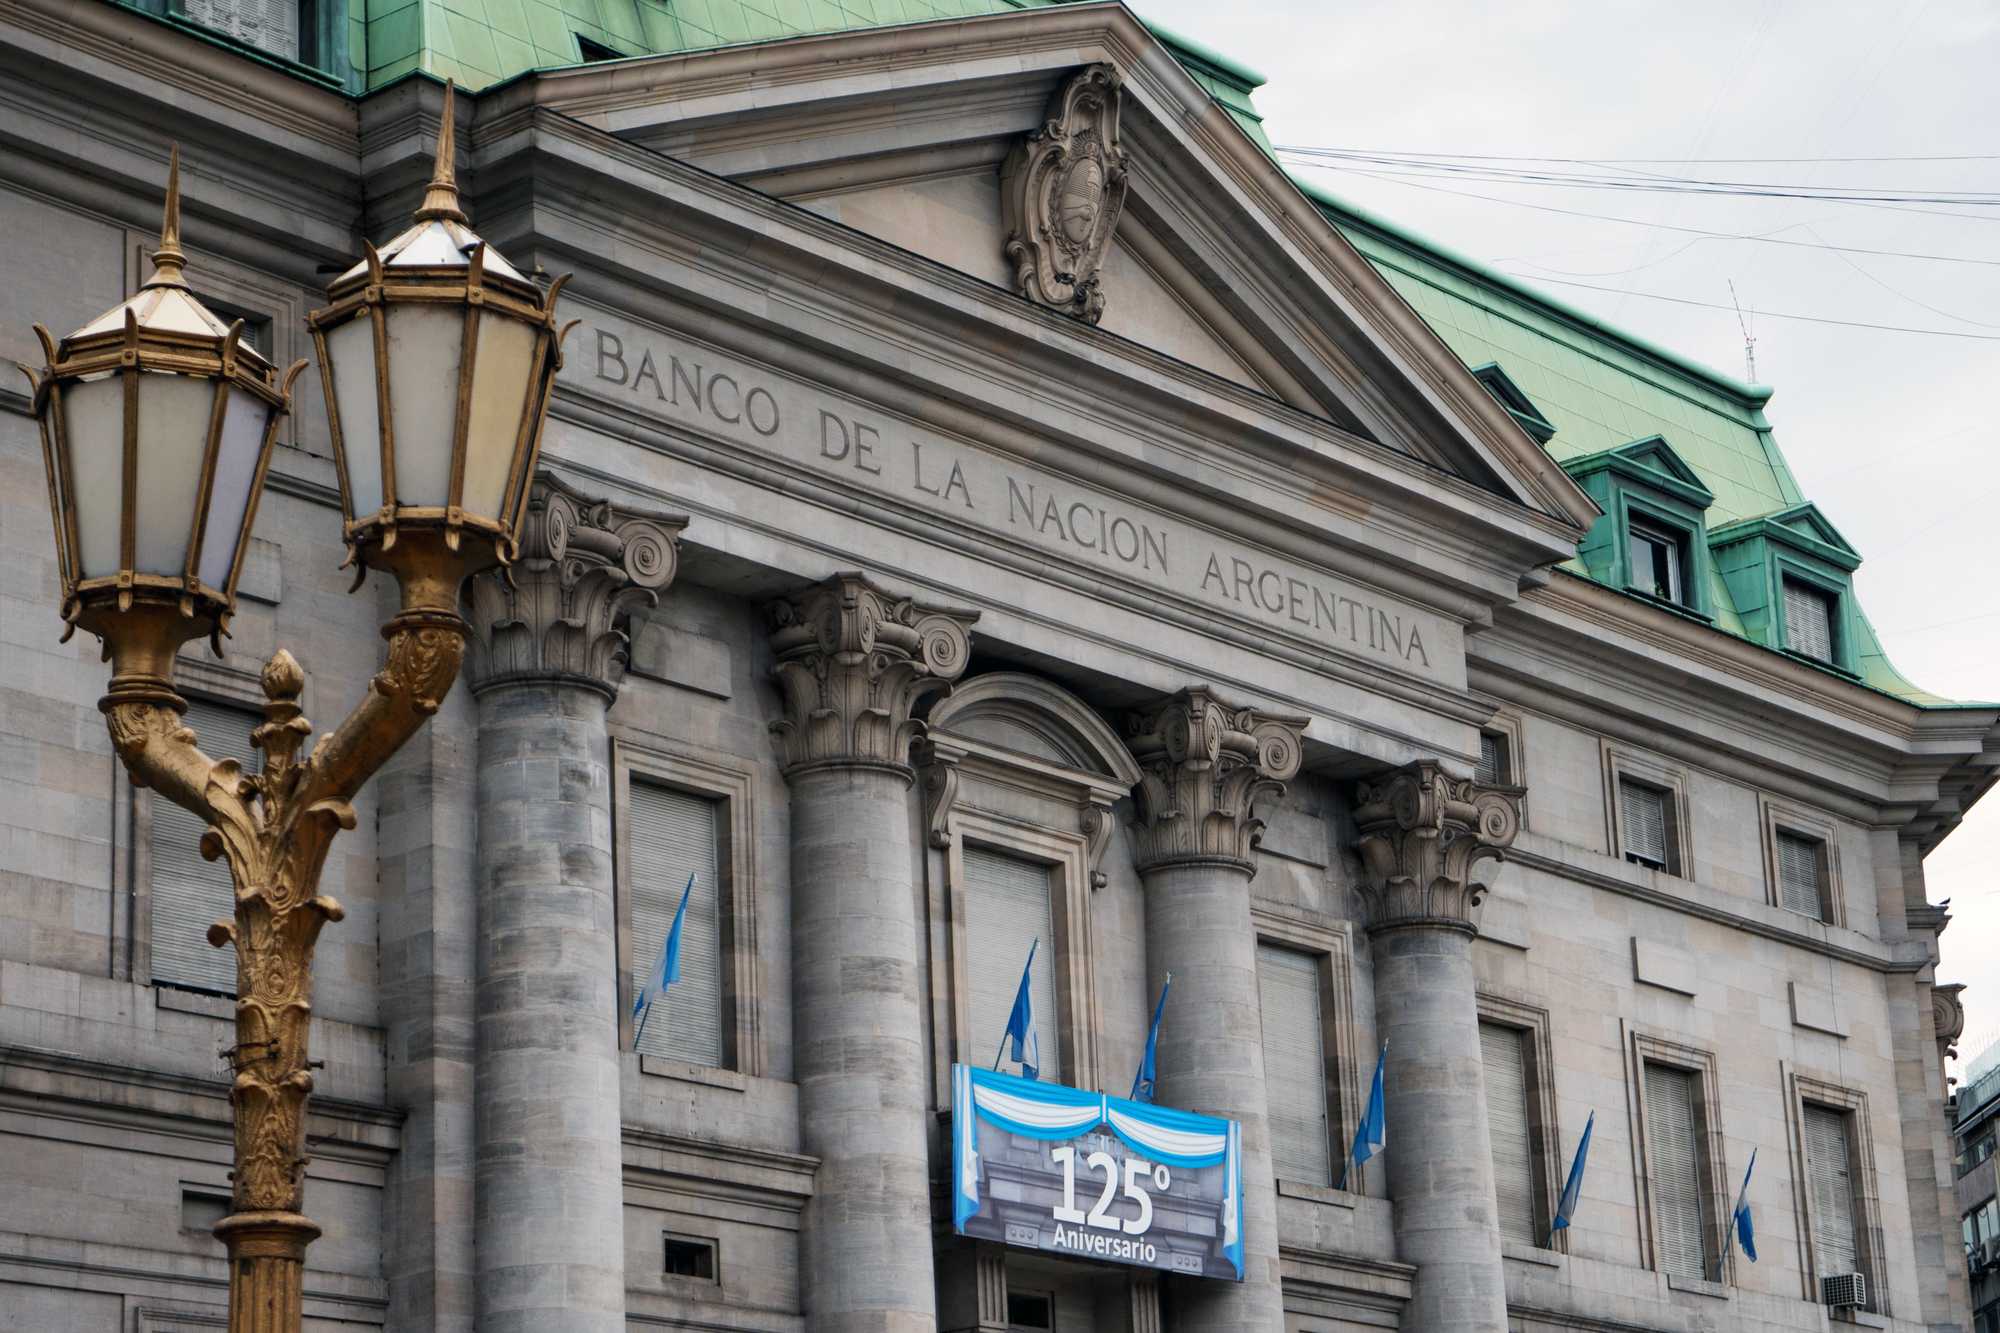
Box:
[19,82,575,1333]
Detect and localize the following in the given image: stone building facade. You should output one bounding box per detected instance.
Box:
[0,2,1991,1332]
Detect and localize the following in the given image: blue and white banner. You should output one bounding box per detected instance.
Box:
[950,1064,1243,1281]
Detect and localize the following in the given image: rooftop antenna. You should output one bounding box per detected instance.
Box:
[1729,279,1757,382]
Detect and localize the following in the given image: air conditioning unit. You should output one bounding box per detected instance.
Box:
[1821,1272,1866,1308]
[1985,1237,2000,1270]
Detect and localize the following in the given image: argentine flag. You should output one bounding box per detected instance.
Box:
[633,872,696,1038]
[1733,1149,1758,1263]
[1003,939,1040,1080]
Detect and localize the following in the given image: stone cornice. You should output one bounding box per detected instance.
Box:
[1352,761,1522,934]
[1124,686,1307,873]
[765,572,977,778]
[0,0,358,160]
[1505,843,1931,975]
[467,472,688,698]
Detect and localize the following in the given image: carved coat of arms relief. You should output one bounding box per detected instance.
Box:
[1001,64,1129,325]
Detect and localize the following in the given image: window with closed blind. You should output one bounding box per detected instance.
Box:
[1619,779,1670,871]
[1804,1104,1862,1291]
[1783,578,1837,663]
[962,846,1058,1082]
[1257,943,1331,1186]
[1481,1022,1537,1244]
[1644,1063,1708,1278]
[150,697,261,995]
[1776,831,1827,920]
[1476,732,1506,785]
[628,782,723,1067]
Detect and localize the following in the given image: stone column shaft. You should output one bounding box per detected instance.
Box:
[1353,762,1523,1333]
[1125,688,1306,1333]
[768,572,977,1333]
[467,475,685,1333]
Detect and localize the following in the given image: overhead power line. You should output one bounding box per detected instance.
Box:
[1501,273,2000,340]
[1277,147,2000,207]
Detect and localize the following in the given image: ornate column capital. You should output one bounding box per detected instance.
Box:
[765,572,978,779]
[1124,686,1307,874]
[1352,761,1523,935]
[466,473,687,699]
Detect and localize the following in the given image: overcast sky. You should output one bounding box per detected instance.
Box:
[1138,0,2000,1077]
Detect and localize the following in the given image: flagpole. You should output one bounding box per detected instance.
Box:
[992,1033,1009,1072]
[635,1002,654,1049]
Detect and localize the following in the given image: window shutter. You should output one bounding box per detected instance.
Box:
[1620,780,1669,868]
[1257,944,1331,1186]
[1804,1105,1860,1280]
[629,782,722,1067]
[151,698,261,995]
[963,847,1057,1081]
[1476,733,1502,785]
[1480,1022,1537,1244]
[1645,1063,1706,1278]
[1776,832,1824,919]
[1784,580,1835,662]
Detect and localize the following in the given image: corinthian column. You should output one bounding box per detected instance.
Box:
[465,474,685,1333]
[1351,762,1522,1333]
[1125,688,1307,1333]
[767,573,977,1333]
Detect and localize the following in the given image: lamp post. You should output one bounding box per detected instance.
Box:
[20,85,572,1333]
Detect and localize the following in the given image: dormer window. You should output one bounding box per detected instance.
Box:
[1560,435,1715,621]
[1710,504,1861,677]
[1629,520,1687,605]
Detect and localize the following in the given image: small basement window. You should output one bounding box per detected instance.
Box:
[1628,520,1686,605]
[1783,579,1837,663]
[663,1234,716,1280]
[1007,1292,1053,1330]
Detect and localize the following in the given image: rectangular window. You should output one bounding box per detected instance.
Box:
[629,782,722,1067]
[182,0,300,61]
[152,698,261,995]
[1776,831,1827,920]
[1619,779,1669,871]
[662,1234,716,1279]
[1629,521,1685,604]
[1476,731,1507,785]
[1481,1022,1537,1245]
[1784,578,1836,662]
[1645,1063,1708,1278]
[963,847,1057,1081]
[1257,943,1331,1186]
[1804,1105,1861,1289]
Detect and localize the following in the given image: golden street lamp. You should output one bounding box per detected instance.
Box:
[19,84,571,1333]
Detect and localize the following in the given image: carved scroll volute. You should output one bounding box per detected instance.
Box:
[1124,686,1308,874]
[921,747,961,849]
[466,472,687,695]
[766,572,979,777]
[1935,982,1967,1070]
[1000,63,1129,325]
[1351,761,1524,935]
[1081,798,1116,888]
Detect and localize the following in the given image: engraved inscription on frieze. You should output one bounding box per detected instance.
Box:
[579,321,1446,679]
[1000,64,1129,325]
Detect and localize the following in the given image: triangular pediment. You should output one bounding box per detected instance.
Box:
[525,6,1599,533]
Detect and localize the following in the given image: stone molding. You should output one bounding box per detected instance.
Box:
[1352,761,1523,935]
[465,473,687,699]
[1124,686,1306,874]
[765,572,978,778]
[1000,63,1129,324]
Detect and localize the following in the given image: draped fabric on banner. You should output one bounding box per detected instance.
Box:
[951,1064,1243,1280]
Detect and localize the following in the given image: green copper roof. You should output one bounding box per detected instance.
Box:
[1295,175,1956,706]
[369,0,1068,90]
